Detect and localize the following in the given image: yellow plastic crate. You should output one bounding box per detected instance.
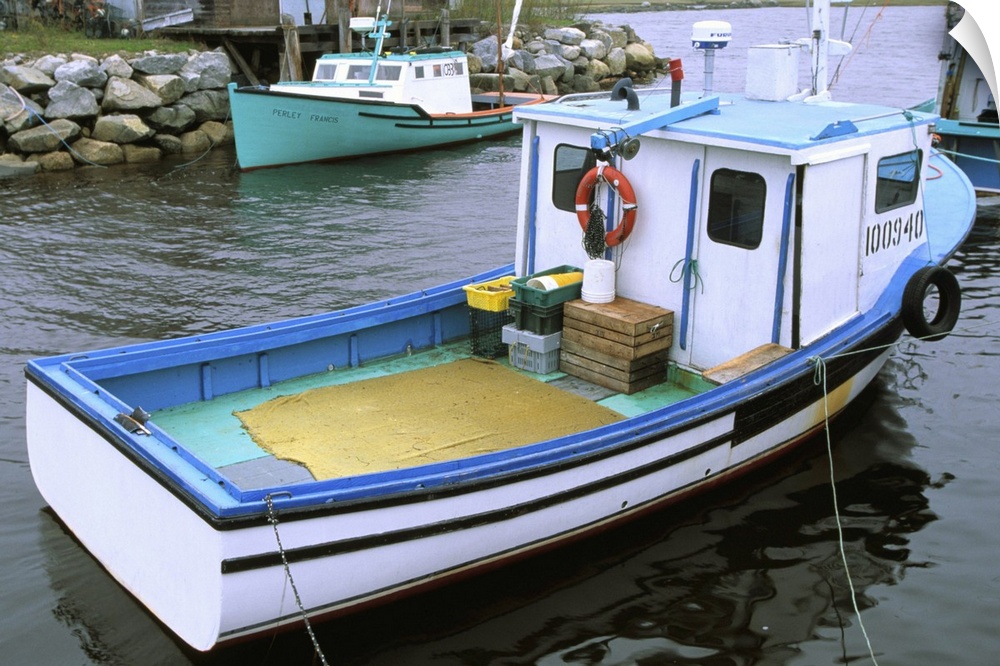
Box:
[463,276,515,312]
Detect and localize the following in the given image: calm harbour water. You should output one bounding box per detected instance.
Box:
[2,5,998,665]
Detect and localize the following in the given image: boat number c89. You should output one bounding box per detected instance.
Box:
[865,210,924,257]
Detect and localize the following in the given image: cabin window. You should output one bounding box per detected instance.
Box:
[376,65,402,81]
[706,169,766,249]
[314,63,338,81]
[415,66,425,79]
[875,150,922,213]
[552,145,596,212]
[346,64,402,81]
[455,62,465,75]
[347,65,370,80]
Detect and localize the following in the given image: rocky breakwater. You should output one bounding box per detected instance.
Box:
[0,49,234,177]
[465,20,665,95]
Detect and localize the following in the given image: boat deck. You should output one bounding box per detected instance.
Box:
[151,341,712,489]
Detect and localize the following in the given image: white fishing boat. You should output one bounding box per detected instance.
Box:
[26,1,975,651]
[227,5,551,170]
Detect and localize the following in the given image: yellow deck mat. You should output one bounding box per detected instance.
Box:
[236,358,624,480]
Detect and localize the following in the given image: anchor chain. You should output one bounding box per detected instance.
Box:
[265,494,330,665]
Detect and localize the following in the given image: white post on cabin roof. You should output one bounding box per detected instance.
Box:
[811,0,831,96]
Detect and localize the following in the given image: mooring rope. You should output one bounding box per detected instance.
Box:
[934,147,1000,166]
[810,355,881,666]
[264,493,330,665]
[7,87,107,168]
[798,312,992,664]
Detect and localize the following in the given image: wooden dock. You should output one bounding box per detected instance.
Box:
[161,10,483,84]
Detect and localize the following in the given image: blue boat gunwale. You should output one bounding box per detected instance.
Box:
[27,254,916,527]
[934,117,1000,137]
[229,84,532,125]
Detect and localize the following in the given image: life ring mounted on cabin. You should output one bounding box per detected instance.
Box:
[901,265,961,341]
[574,165,638,247]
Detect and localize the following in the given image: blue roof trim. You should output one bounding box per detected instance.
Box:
[316,50,465,62]
[519,89,937,153]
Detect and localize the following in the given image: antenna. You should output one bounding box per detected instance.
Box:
[794,0,852,100]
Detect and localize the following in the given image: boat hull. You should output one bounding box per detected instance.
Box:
[228,83,529,170]
[25,275,900,650]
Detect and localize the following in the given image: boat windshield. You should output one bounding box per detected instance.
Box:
[314,63,338,81]
[346,64,403,81]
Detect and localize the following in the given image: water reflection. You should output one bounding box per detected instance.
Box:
[38,509,192,666]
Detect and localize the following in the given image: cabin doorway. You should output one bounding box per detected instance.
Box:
[688,149,792,370]
[796,155,864,345]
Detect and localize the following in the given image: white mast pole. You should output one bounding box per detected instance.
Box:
[812,0,830,96]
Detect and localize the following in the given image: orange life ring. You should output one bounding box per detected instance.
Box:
[574,165,638,247]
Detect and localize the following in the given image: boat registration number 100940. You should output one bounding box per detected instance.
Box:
[864,210,924,257]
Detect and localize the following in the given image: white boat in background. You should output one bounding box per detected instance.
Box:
[931,1,1000,194]
[227,6,552,170]
[26,1,975,652]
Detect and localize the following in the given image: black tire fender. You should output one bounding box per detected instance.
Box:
[901,265,961,342]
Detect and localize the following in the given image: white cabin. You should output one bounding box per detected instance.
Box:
[267,49,474,114]
[513,85,934,372]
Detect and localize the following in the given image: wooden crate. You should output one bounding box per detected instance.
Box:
[562,298,673,359]
[560,342,667,394]
[560,298,674,394]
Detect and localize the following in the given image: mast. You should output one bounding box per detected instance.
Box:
[495,0,505,106]
[810,0,831,96]
[368,1,392,85]
[798,0,851,101]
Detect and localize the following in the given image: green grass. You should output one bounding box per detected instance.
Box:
[2,19,200,58]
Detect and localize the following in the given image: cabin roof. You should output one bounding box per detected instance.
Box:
[316,49,467,63]
[517,89,937,158]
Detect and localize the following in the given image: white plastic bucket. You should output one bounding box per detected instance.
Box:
[581,259,616,303]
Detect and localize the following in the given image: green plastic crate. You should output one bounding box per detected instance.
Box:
[511,265,583,308]
[509,298,564,335]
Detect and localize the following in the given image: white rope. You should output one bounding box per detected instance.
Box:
[8,87,107,168]
[811,355,880,665]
